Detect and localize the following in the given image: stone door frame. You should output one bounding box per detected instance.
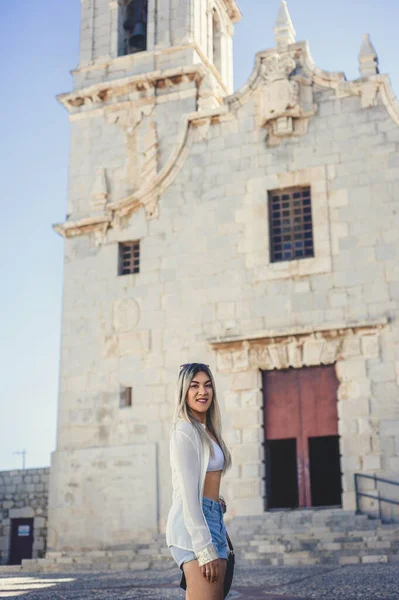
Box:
[210,318,387,516]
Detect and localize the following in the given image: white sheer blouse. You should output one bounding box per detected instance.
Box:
[165,419,218,567]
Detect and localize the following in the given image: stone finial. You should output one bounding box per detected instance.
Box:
[358,33,379,77]
[274,1,296,50]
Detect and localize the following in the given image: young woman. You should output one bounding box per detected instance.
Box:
[166,363,232,600]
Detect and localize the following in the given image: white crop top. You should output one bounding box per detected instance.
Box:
[200,422,224,471]
[207,438,225,472]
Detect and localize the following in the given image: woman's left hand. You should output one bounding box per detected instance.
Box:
[201,558,219,583]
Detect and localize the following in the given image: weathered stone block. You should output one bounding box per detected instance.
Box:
[216,352,233,372]
[362,454,382,471]
[232,349,250,371]
[231,409,263,430]
[233,479,261,499]
[337,381,360,401]
[232,444,262,465]
[336,358,367,382]
[241,391,262,408]
[368,362,396,383]
[232,497,264,517]
[223,391,240,409]
[341,335,361,358]
[338,397,370,419]
[302,339,324,366]
[242,464,262,478]
[242,428,263,444]
[231,371,260,391]
[340,455,361,471]
[216,302,235,319]
[223,429,242,445]
[358,418,380,435]
[340,435,372,456]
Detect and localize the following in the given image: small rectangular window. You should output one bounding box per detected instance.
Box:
[120,387,132,408]
[268,186,314,263]
[118,241,140,275]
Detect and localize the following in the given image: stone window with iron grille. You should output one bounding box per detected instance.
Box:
[118,241,140,275]
[268,186,314,263]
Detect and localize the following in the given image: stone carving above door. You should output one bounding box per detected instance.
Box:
[209,319,387,374]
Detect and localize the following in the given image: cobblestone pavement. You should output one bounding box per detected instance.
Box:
[0,564,399,600]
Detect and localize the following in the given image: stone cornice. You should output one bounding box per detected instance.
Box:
[61,41,230,115]
[57,64,207,114]
[209,318,388,350]
[53,215,112,240]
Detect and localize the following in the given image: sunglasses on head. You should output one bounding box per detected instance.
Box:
[180,363,210,369]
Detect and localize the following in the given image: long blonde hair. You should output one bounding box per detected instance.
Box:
[172,363,232,474]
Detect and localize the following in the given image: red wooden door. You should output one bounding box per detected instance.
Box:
[263,365,340,508]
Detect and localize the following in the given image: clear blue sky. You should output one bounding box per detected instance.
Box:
[1,0,398,471]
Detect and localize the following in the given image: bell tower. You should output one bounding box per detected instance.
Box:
[76,0,241,94]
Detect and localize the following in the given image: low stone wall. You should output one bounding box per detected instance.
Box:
[0,467,49,565]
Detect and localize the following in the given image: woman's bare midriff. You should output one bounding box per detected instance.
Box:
[203,470,223,501]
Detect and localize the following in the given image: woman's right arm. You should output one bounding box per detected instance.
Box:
[171,429,218,567]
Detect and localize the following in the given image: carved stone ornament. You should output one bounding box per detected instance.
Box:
[210,319,387,374]
[113,298,140,333]
[260,54,300,120]
[258,52,315,143]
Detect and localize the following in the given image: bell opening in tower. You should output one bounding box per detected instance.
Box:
[121,0,148,56]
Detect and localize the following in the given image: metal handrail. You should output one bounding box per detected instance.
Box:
[355,473,399,522]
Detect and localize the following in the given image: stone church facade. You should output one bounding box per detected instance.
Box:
[48,0,399,554]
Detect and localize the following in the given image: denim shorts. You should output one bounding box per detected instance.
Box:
[170,497,229,568]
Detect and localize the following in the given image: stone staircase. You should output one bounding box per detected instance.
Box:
[5,509,399,572]
[17,543,174,573]
[228,509,399,566]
